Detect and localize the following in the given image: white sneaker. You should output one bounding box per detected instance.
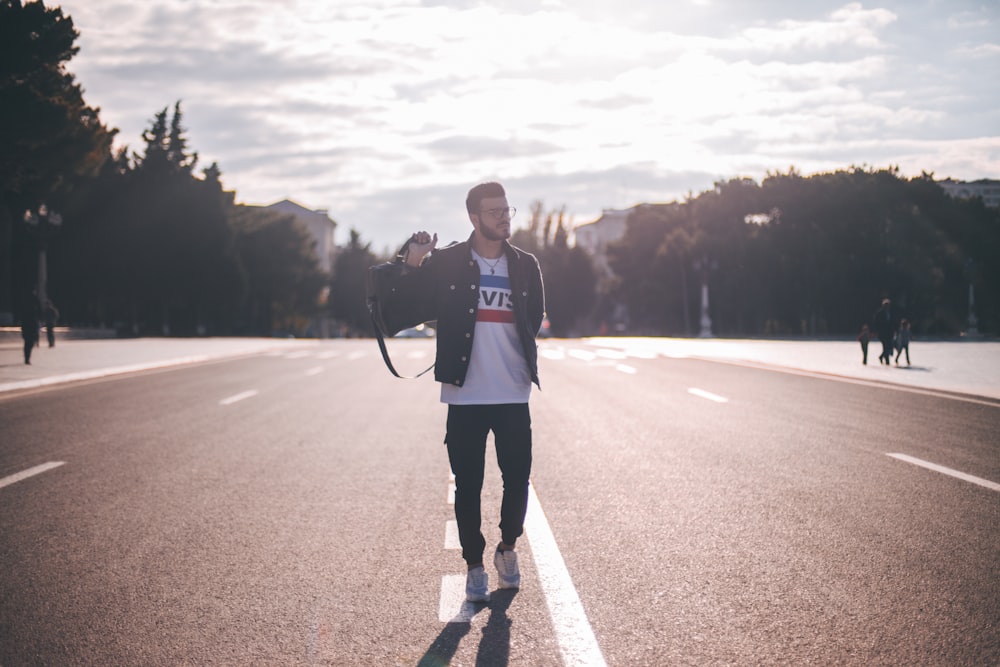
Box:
[465,566,490,602]
[494,547,521,589]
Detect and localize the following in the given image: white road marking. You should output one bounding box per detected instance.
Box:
[317,351,340,359]
[219,390,258,405]
[347,351,367,360]
[0,461,65,490]
[445,520,461,550]
[284,351,311,359]
[594,349,626,360]
[525,484,608,667]
[439,574,483,623]
[568,349,597,362]
[887,453,1000,492]
[304,366,324,376]
[688,387,729,403]
[408,351,429,359]
[616,364,637,374]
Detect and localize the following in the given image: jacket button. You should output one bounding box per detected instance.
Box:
[454,380,461,385]
[468,308,474,314]
[450,284,456,290]
[465,333,471,338]
[522,291,528,296]
[461,356,467,362]
[470,284,476,289]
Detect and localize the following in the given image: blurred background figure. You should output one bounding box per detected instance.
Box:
[858,324,870,365]
[43,300,59,347]
[895,319,912,366]
[20,295,40,364]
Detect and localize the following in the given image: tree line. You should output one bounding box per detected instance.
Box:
[605,170,998,337]
[3,1,996,339]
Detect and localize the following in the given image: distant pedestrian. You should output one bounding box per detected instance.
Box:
[857,324,870,365]
[43,300,59,348]
[20,301,40,365]
[873,298,894,365]
[895,319,912,366]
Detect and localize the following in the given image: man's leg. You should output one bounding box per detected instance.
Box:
[493,403,532,549]
[445,405,489,567]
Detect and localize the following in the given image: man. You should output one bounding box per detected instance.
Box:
[403,182,545,602]
[873,298,894,365]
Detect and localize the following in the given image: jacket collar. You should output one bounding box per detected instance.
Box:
[463,232,520,262]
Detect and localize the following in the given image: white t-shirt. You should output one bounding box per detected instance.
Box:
[440,250,532,405]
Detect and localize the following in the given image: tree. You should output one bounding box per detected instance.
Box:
[0,0,115,322]
[329,229,378,335]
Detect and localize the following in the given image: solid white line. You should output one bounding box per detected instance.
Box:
[525,484,608,667]
[219,389,258,406]
[887,453,1000,492]
[0,461,65,490]
[688,387,729,403]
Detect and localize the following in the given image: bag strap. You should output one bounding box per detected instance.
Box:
[370,313,435,379]
[372,236,435,380]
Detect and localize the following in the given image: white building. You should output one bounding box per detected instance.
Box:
[938,179,1000,208]
[253,199,338,273]
[573,208,631,282]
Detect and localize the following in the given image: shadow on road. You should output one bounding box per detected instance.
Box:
[417,589,518,667]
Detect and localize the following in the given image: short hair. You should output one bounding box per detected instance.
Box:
[466,182,506,215]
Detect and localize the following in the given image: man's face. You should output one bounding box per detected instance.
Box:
[472,195,513,242]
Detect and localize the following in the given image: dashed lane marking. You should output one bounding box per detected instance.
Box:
[444,520,460,550]
[304,366,324,376]
[887,453,1000,492]
[439,574,482,623]
[688,387,729,403]
[219,390,258,406]
[0,462,65,490]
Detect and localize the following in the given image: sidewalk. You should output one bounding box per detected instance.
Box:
[2,335,999,401]
[0,337,318,394]
[587,337,1000,401]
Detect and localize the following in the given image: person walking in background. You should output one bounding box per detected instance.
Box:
[401,182,545,603]
[895,319,912,366]
[858,324,870,365]
[20,298,40,364]
[43,300,59,348]
[873,298,894,365]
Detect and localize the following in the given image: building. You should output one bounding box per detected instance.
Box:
[938,179,1000,208]
[250,199,338,273]
[572,208,631,283]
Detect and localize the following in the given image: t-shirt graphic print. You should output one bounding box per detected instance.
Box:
[440,251,531,405]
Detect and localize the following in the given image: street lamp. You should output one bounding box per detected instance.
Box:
[693,254,718,338]
[964,259,979,337]
[23,204,62,309]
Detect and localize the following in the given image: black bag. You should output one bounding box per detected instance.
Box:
[366,238,435,378]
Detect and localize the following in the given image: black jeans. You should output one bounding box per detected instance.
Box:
[445,403,532,566]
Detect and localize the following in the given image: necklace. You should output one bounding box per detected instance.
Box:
[481,255,503,274]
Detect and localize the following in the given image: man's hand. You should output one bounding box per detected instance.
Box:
[405,231,437,267]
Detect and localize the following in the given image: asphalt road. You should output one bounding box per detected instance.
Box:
[1,339,997,666]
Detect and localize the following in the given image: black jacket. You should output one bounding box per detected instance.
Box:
[406,235,545,388]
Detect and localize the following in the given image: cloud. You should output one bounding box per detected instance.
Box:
[53,0,1000,250]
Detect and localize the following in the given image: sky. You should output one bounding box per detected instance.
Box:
[57,0,999,251]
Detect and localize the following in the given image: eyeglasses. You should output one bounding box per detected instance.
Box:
[480,206,516,220]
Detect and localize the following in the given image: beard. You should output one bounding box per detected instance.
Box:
[478,222,510,242]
